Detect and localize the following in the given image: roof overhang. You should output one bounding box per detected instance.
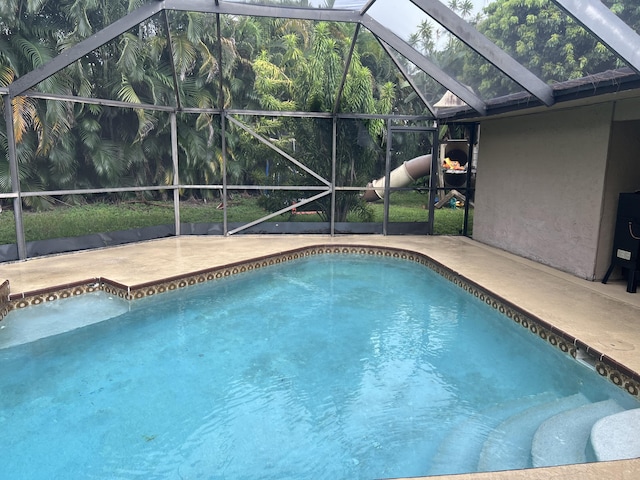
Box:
[438,68,640,122]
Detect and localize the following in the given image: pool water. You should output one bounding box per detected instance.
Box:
[0,291,129,350]
[1,255,637,479]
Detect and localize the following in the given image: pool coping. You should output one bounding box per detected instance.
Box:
[2,243,639,402]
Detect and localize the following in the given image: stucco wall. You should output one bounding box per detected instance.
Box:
[473,103,614,279]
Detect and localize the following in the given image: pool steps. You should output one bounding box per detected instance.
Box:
[590,408,640,461]
[429,395,636,475]
[477,393,590,471]
[428,392,557,476]
[531,399,624,467]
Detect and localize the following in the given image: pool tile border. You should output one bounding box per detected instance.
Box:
[2,244,638,398]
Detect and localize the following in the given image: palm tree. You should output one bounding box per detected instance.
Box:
[0,0,79,208]
[2,2,237,205]
[458,0,474,19]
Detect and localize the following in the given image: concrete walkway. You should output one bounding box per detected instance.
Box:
[2,235,639,479]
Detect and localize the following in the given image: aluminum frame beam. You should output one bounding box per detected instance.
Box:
[331,117,337,236]
[226,115,331,187]
[410,0,554,106]
[19,91,175,112]
[216,13,225,112]
[8,1,165,97]
[226,190,331,236]
[359,0,377,16]
[9,0,637,118]
[333,24,361,114]
[17,186,175,197]
[170,112,181,235]
[227,109,333,118]
[4,95,27,259]
[376,39,436,117]
[221,112,228,234]
[7,0,482,117]
[386,124,438,234]
[551,0,640,75]
[10,184,330,197]
[164,10,183,110]
[163,0,363,23]
[361,17,487,115]
[382,118,392,235]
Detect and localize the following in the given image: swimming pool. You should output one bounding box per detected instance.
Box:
[1,252,638,479]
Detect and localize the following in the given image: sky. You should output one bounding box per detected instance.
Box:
[313,0,489,42]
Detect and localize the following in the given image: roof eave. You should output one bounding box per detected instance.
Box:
[439,68,640,122]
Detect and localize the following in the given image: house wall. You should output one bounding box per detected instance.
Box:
[473,103,614,279]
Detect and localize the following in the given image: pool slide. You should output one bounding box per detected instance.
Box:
[363,154,432,202]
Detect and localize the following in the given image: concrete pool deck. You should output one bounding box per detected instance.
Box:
[1,235,639,479]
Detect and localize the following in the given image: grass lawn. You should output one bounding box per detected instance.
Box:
[0,191,472,245]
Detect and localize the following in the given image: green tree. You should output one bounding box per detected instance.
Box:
[459,0,640,98]
[0,0,79,207]
[0,0,413,219]
[249,21,396,222]
[0,2,238,206]
[0,0,174,207]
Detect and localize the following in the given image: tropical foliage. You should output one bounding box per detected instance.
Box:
[405,0,640,100]
[457,0,640,98]
[0,0,418,219]
[1,0,639,217]
[244,21,400,221]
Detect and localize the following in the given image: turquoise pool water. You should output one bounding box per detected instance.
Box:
[1,254,637,479]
